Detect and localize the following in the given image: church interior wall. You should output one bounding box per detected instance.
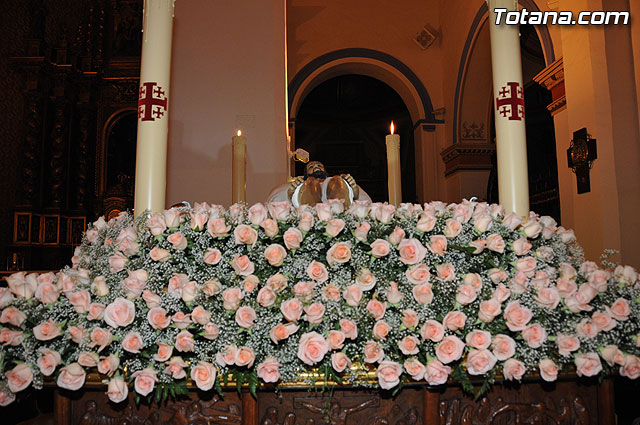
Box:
[167,0,287,206]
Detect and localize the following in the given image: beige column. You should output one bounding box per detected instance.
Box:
[486,0,529,216]
[134,0,175,216]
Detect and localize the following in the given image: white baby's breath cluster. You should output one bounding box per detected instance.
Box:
[1,199,639,405]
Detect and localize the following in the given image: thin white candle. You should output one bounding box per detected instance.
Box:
[232,130,247,204]
[386,121,402,205]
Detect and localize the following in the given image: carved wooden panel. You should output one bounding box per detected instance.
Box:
[62,390,242,425]
[438,381,600,425]
[257,388,422,425]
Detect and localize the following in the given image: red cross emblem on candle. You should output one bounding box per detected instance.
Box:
[496,82,525,121]
[138,82,168,122]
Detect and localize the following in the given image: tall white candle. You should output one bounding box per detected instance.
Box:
[386,121,402,205]
[134,0,175,217]
[232,130,247,204]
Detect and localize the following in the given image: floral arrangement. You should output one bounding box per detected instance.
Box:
[1,199,639,406]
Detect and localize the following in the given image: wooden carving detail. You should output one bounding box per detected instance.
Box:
[438,395,590,425]
[73,394,241,425]
[21,92,42,206]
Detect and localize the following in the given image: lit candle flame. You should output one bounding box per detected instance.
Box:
[390,121,395,135]
[237,130,242,137]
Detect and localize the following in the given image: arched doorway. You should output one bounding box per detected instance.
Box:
[294,75,416,203]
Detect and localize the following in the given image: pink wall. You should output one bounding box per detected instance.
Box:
[167,0,287,207]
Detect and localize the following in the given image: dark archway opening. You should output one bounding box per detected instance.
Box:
[487,24,561,222]
[294,75,416,203]
[103,112,137,219]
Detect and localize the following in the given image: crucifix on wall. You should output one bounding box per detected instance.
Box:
[567,127,597,194]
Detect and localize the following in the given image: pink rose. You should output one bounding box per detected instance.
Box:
[87,303,106,321]
[556,278,577,298]
[331,352,352,373]
[539,359,558,382]
[406,264,431,285]
[298,212,314,232]
[164,357,187,379]
[478,298,502,323]
[147,307,170,329]
[37,348,62,376]
[121,270,148,299]
[417,212,436,232]
[502,212,523,229]
[607,298,631,321]
[153,343,173,362]
[122,332,144,353]
[6,363,33,393]
[149,247,171,262]
[207,217,230,237]
[305,260,329,283]
[521,323,547,348]
[222,287,244,311]
[97,354,119,377]
[269,323,299,344]
[575,352,602,377]
[363,340,384,363]
[404,358,426,381]
[473,214,493,233]
[326,242,351,265]
[7,272,37,299]
[202,280,222,297]
[507,273,528,295]
[343,285,363,307]
[340,319,358,340]
[33,319,61,341]
[385,282,404,304]
[503,358,526,381]
[0,307,26,327]
[261,219,279,237]
[443,311,467,331]
[297,331,329,365]
[269,201,291,221]
[257,358,282,383]
[601,345,624,367]
[485,234,505,253]
[373,320,391,340]
[281,298,304,322]
[370,239,391,258]
[425,360,451,385]
[264,244,287,267]
[420,320,445,342]
[327,330,345,350]
[78,351,99,368]
[398,335,420,355]
[402,309,419,329]
[355,268,377,291]
[147,213,167,236]
[435,335,465,364]
[397,238,427,265]
[68,290,91,314]
[191,306,211,325]
[190,362,216,391]
[235,306,257,329]
[353,221,371,242]
[231,254,255,276]
[172,312,192,329]
[108,252,128,273]
[614,265,638,286]
[376,360,402,390]
[68,325,87,344]
[89,327,112,352]
[466,349,497,375]
[389,226,406,246]
[576,318,598,339]
[620,355,640,379]
[436,263,456,281]
[592,311,616,332]
[522,219,542,238]
[104,297,135,328]
[469,239,486,254]
[175,330,195,352]
[203,323,220,340]
[534,287,560,309]
[493,283,511,302]
[366,299,387,320]
[163,208,182,228]
[167,232,187,250]
[503,301,532,331]
[412,283,434,305]
[257,286,277,308]
[304,303,325,324]
[556,334,580,356]
[588,270,610,292]
[326,218,345,237]
[234,224,258,246]
[463,273,482,290]
[456,284,477,305]
[515,257,537,276]
[107,377,128,404]
[249,203,268,225]
[0,390,15,407]
[348,201,370,219]
[489,268,508,284]
[443,219,462,238]
[465,330,491,349]
[491,334,516,360]
[131,368,158,396]
[35,282,59,305]
[512,237,532,256]
[203,248,222,265]
[57,363,86,391]
[372,203,395,223]
[189,211,208,231]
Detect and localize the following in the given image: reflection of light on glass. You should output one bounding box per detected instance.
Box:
[390,121,395,135]
[237,130,242,136]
